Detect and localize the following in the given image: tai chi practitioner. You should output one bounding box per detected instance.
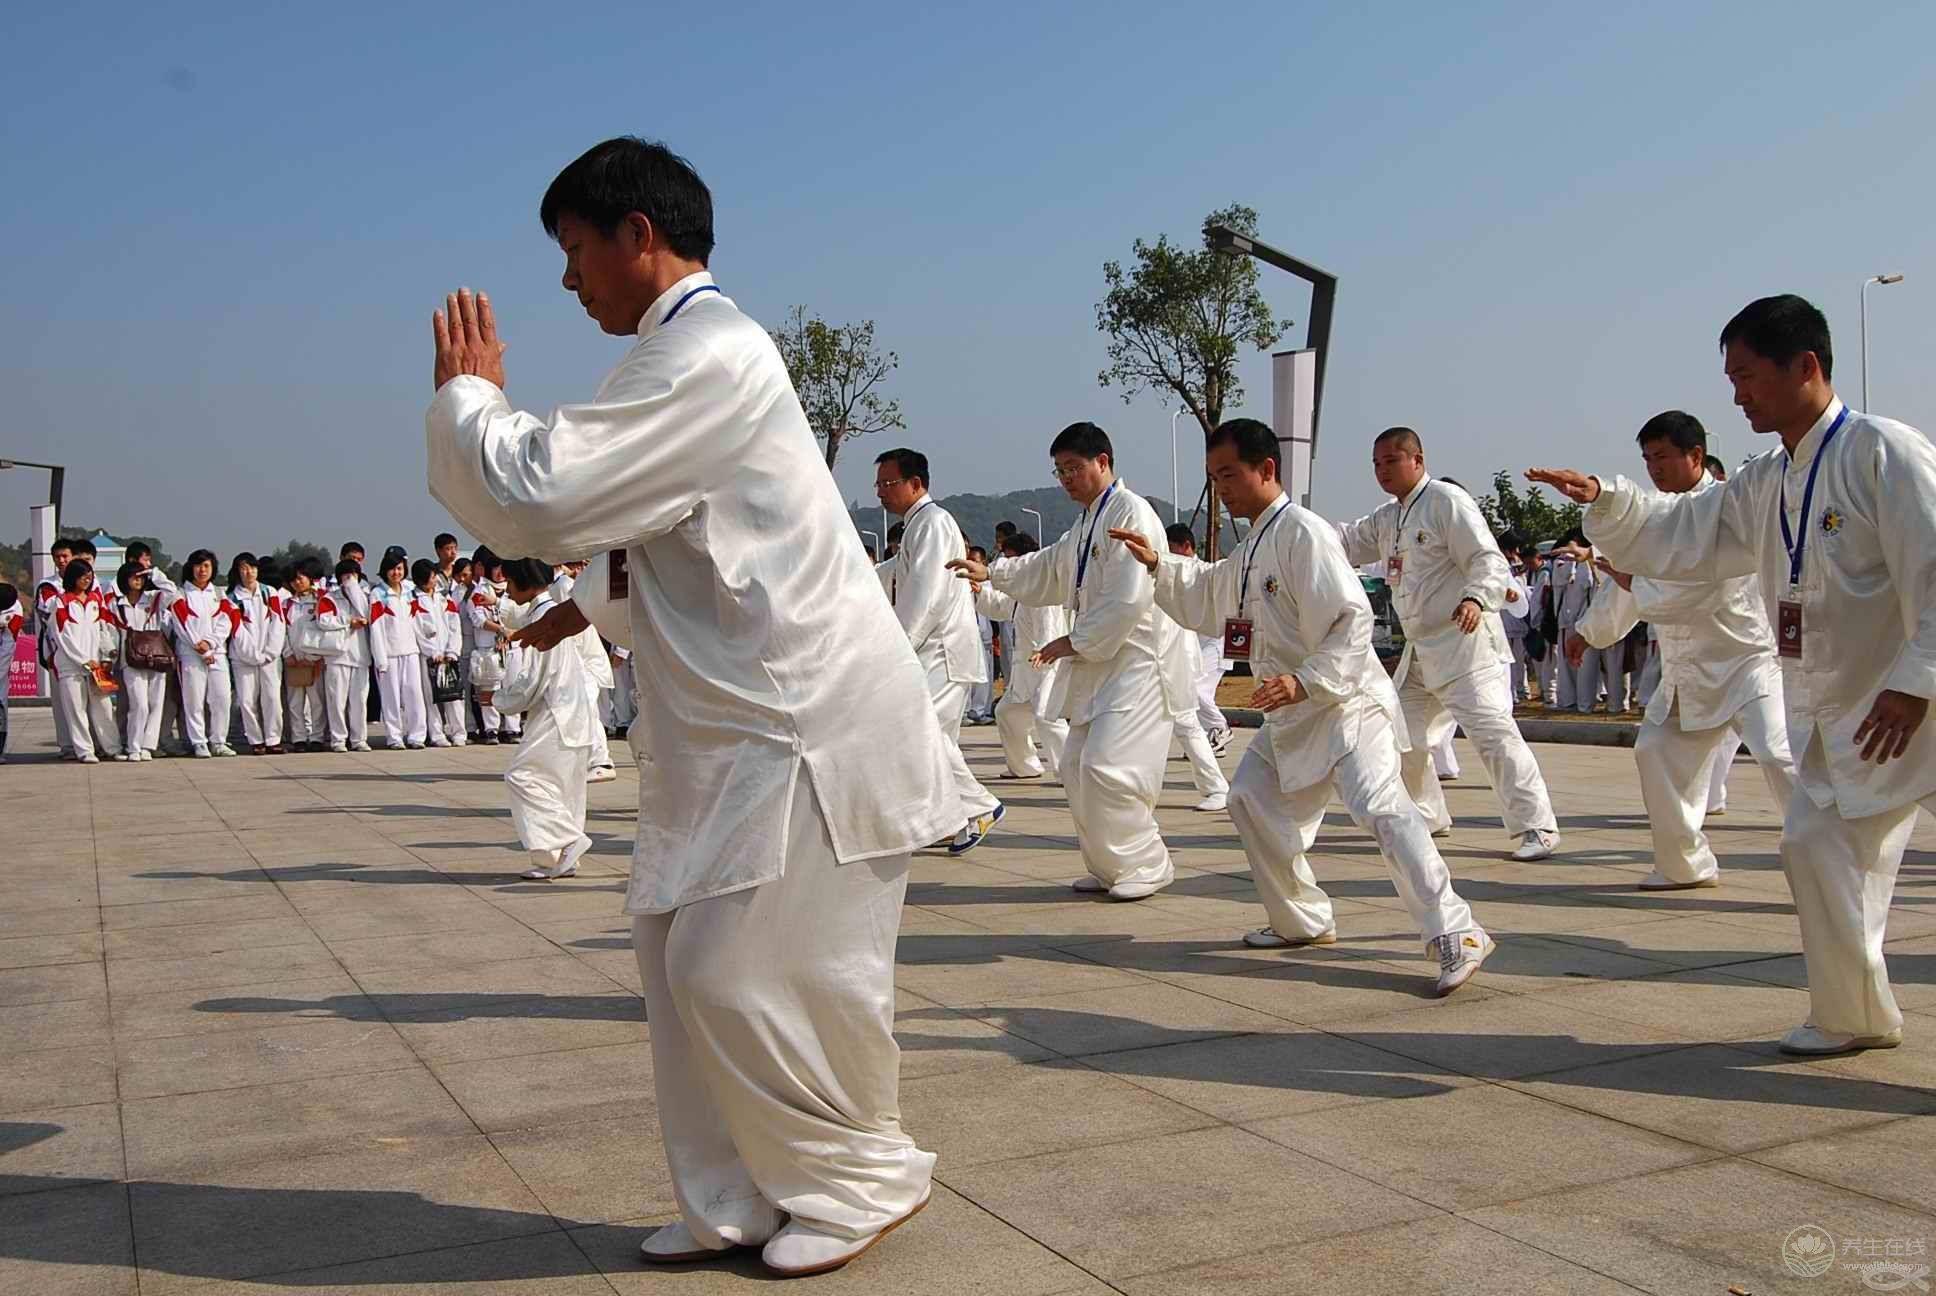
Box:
[1337,428,1561,860]
[369,554,429,749]
[876,448,1005,853]
[52,561,125,763]
[493,560,596,880]
[1166,526,1233,754]
[1569,410,1797,890]
[950,421,1193,899]
[1124,419,1492,994]
[1531,293,1936,1057]
[112,561,170,761]
[426,137,952,1275]
[973,531,1068,779]
[548,562,616,780]
[1164,612,1229,811]
[168,549,238,758]
[321,559,375,752]
[225,553,286,754]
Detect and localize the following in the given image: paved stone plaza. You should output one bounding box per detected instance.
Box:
[3,704,1934,1294]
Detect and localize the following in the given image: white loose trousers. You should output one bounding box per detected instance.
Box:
[1707,731,1742,812]
[929,672,999,822]
[1061,690,1175,891]
[121,667,166,755]
[233,660,283,747]
[376,659,428,747]
[1398,662,1557,838]
[1226,708,1474,947]
[178,654,232,750]
[1782,735,1924,1039]
[631,787,933,1246]
[505,707,592,863]
[324,662,370,748]
[1173,709,1228,798]
[286,677,324,746]
[996,687,1066,778]
[55,668,122,760]
[1635,695,1794,885]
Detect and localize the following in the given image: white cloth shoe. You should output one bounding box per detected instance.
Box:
[1432,928,1493,997]
[80,753,101,764]
[1778,1023,1903,1056]
[1639,870,1718,891]
[1108,879,1166,901]
[1243,927,1337,949]
[1194,793,1229,812]
[640,1220,766,1265]
[589,764,618,783]
[1510,830,1559,861]
[1071,875,1107,893]
[948,802,1006,856]
[761,1193,930,1277]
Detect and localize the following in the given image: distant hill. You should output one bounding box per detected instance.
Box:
[846,487,1240,556]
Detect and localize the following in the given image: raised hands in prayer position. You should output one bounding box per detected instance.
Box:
[433,288,508,391]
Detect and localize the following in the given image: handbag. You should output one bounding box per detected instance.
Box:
[430,659,464,704]
[285,658,323,689]
[125,628,174,673]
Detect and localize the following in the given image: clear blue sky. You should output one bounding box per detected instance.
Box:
[4,0,1931,560]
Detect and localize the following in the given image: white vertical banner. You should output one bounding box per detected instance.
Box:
[1272,348,1317,509]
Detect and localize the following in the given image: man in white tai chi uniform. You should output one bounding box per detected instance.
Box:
[1118,419,1493,994]
[1568,410,1796,891]
[949,422,1193,900]
[875,448,1005,853]
[426,137,954,1274]
[1337,428,1561,860]
[1532,293,1936,1058]
[1165,525,1233,756]
[974,531,1069,779]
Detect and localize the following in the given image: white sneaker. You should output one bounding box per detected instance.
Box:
[1244,927,1337,949]
[1510,830,1559,861]
[1194,792,1228,812]
[1639,870,1718,891]
[588,764,618,783]
[192,746,212,759]
[1778,1023,1903,1056]
[639,1220,767,1265]
[350,742,373,753]
[112,752,131,761]
[1071,875,1107,893]
[761,1192,929,1277]
[80,753,101,764]
[429,737,450,748]
[1433,929,1494,997]
[211,745,238,758]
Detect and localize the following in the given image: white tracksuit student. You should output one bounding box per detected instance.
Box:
[52,565,124,763]
[226,556,286,753]
[413,564,466,747]
[321,563,374,752]
[168,550,239,757]
[467,572,520,741]
[282,562,333,749]
[549,564,616,779]
[36,564,74,757]
[493,565,597,880]
[369,557,429,748]
[0,586,22,761]
[112,563,170,760]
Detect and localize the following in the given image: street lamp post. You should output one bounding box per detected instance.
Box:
[1169,408,1185,524]
[860,529,880,562]
[1861,273,1905,411]
[1021,507,1043,545]
[0,458,66,516]
[1205,224,1336,484]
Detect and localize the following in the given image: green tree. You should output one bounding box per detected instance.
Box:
[771,306,906,470]
[1096,203,1287,558]
[1475,470,1582,543]
[264,538,332,571]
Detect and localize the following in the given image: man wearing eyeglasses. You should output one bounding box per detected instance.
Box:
[876,448,1005,854]
[949,422,1193,900]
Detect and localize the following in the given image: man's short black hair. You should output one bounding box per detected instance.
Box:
[875,448,930,489]
[51,537,77,555]
[334,558,362,582]
[967,545,988,562]
[1374,426,1424,455]
[72,538,97,559]
[293,557,326,583]
[1206,417,1282,477]
[1636,410,1707,453]
[540,137,714,265]
[1497,530,1528,557]
[434,532,458,551]
[125,541,152,563]
[0,582,17,615]
[1165,524,1198,549]
[1050,421,1113,462]
[500,557,554,594]
[1705,453,1728,480]
[1720,294,1833,381]
[1001,533,1039,557]
[411,558,438,589]
[340,542,364,560]
[994,520,1017,539]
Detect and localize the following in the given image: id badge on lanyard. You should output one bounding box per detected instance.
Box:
[1222,617,1254,660]
[1224,501,1289,661]
[1776,406,1848,662]
[1776,593,1802,659]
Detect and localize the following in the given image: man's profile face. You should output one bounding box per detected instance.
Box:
[1207,443,1276,518]
[873,462,923,517]
[1371,442,1425,498]
[556,211,653,337]
[1724,339,1815,436]
[1639,439,1706,494]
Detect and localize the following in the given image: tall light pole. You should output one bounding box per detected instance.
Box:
[1021,507,1043,544]
[1861,273,1905,411]
[860,529,880,562]
[0,458,66,516]
[1169,408,1186,523]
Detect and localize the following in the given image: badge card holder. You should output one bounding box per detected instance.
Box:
[1223,617,1254,660]
[1776,595,1802,659]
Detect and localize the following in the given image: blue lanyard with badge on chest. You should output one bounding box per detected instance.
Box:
[1072,482,1118,614]
[1222,500,1289,660]
[1388,481,1432,584]
[1775,406,1848,659]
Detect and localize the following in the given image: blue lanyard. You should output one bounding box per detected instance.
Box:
[1395,479,1432,546]
[1074,482,1120,591]
[1238,497,1291,615]
[661,283,720,325]
[1779,405,1849,590]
